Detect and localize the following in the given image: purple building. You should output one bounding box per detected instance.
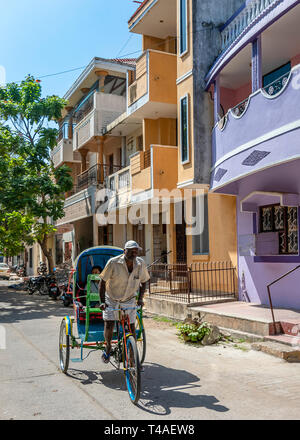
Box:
[206,0,300,309]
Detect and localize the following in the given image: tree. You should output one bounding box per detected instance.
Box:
[0,76,73,272]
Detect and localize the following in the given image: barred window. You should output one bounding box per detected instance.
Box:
[260,205,298,255]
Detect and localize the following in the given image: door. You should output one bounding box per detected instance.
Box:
[175,202,187,263]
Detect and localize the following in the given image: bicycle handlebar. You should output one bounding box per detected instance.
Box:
[106,306,138,312]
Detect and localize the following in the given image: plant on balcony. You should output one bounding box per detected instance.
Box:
[0,76,73,272]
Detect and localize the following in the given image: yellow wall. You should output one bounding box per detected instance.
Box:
[152,146,178,191]
[186,193,237,267]
[131,166,151,193]
[143,118,177,150]
[177,76,194,185]
[149,50,177,104]
[143,35,176,54]
[177,0,193,79]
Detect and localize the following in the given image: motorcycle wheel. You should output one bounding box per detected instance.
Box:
[39,280,48,296]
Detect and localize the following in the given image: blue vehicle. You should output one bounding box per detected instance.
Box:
[58,246,146,405]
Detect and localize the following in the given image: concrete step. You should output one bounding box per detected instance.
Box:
[251,341,300,362]
[265,333,300,347]
[189,306,275,336]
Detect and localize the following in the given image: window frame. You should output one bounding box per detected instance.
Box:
[179,94,190,165]
[179,0,188,57]
[259,204,299,255]
[192,194,210,256]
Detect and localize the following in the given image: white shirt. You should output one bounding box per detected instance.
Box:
[100,254,150,302]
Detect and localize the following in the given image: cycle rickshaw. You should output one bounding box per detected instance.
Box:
[58,246,146,404]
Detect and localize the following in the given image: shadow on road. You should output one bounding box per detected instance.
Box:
[0,288,70,323]
[67,362,229,416]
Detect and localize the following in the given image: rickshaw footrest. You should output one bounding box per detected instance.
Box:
[70,358,83,363]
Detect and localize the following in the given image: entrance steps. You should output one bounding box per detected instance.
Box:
[145,297,300,360]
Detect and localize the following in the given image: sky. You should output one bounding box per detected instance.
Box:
[0,0,142,98]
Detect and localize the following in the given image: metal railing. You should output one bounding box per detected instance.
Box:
[267,265,300,335]
[73,94,94,125]
[148,261,237,305]
[68,164,122,194]
[221,0,277,51]
[143,149,151,169]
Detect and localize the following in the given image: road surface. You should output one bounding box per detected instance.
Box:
[1,285,300,420]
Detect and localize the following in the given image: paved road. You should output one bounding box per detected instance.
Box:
[1,286,300,420]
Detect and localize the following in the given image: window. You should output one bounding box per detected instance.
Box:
[192,194,209,255]
[133,224,145,256]
[180,95,189,164]
[179,0,188,56]
[263,62,291,96]
[260,205,298,255]
[103,225,113,246]
[29,248,33,268]
[137,135,143,151]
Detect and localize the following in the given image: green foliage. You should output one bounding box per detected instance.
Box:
[0,212,35,257]
[177,321,211,343]
[0,75,72,260]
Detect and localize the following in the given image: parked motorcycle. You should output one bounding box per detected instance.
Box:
[17,265,26,277]
[27,268,60,300]
[47,270,61,300]
[37,262,47,276]
[27,275,44,295]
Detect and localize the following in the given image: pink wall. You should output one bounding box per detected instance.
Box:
[219,53,300,115]
[291,53,300,68]
[220,82,252,114]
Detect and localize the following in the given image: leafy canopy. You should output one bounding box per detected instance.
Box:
[0,75,73,258]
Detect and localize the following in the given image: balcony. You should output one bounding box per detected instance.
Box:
[66,163,122,197]
[73,92,126,151]
[130,145,178,201]
[205,0,299,87]
[127,50,177,117]
[220,0,277,52]
[51,138,81,169]
[211,63,300,192]
[106,167,131,211]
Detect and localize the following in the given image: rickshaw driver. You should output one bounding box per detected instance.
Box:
[99,240,150,364]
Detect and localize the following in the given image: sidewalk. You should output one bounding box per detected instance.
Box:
[146,295,300,340]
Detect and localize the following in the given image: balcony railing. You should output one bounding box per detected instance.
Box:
[128,52,148,106]
[211,63,300,190]
[107,166,130,193]
[127,50,177,108]
[221,0,277,51]
[77,164,122,191]
[73,93,94,125]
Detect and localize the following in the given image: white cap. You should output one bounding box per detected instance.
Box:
[124,240,142,250]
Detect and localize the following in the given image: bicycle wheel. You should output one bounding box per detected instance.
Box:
[136,312,146,364]
[39,279,48,296]
[123,335,141,405]
[59,318,70,373]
